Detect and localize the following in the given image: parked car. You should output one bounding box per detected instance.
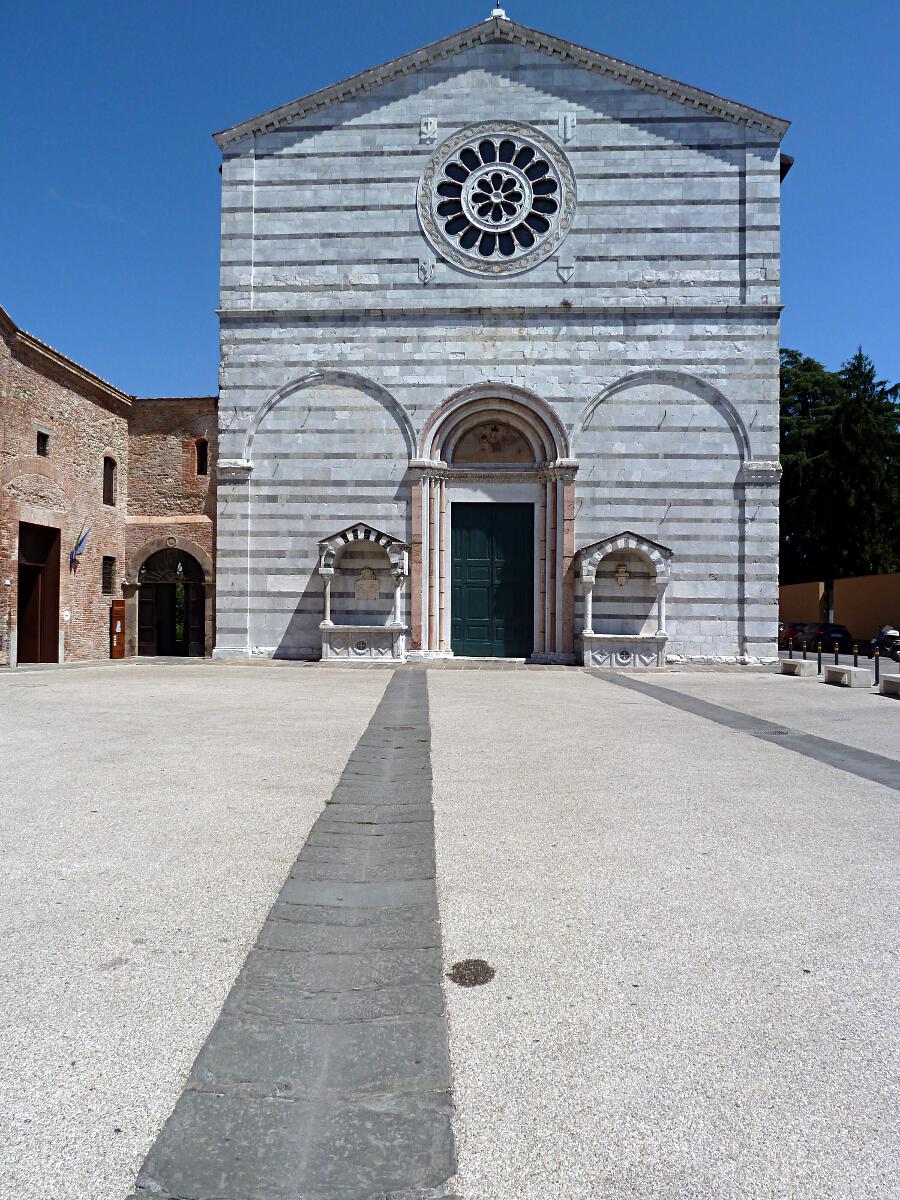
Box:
[866,626,900,661]
[778,621,812,649]
[803,622,855,653]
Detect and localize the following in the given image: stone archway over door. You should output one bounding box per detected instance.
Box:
[137,550,205,656]
[411,386,577,662]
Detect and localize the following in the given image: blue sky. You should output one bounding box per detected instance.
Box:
[1,0,897,396]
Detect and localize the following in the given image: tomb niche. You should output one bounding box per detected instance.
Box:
[317,523,409,661]
[575,532,673,668]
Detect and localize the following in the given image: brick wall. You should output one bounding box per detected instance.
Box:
[126,396,217,585]
[1,309,218,665]
[0,321,130,665]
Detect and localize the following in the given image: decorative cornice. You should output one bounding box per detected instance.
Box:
[409,461,578,482]
[213,17,789,149]
[218,458,254,480]
[218,304,784,323]
[740,459,782,484]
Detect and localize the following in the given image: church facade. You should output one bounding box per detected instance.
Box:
[214,14,789,666]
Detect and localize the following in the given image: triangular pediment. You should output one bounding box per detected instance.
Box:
[214,16,789,148]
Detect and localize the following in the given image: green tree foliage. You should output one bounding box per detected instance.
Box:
[779,348,900,583]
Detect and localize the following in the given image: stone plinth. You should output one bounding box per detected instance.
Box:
[320,622,407,662]
[580,632,667,668]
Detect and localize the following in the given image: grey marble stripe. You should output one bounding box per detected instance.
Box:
[592,672,900,793]
[129,669,456,1200]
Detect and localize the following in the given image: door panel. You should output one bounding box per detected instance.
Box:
[17,564,42,663]
[138,580,205,657]
[187,583,204,657]
[17,522,60,664]
[138,586,157,655]
[451,503,533,658]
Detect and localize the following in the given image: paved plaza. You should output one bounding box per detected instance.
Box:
[1,661,898,1199]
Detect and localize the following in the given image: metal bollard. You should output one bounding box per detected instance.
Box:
[853,643,858,667]
[817,642,822,674]
[874,649,880,686]
[834,641,839,665]
[802,640,808,660]
[788,638,793,659]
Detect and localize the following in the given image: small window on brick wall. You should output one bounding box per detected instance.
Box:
[102,556,116,594]
[195,438,208,476]
[103,456,116,505]
[36,430,49,456]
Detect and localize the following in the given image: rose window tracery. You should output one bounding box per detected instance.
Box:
[418,123,576,276]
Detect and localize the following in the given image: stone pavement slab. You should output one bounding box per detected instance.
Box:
[649,668,900,763]
[129,670,457,1200]
[429,668,899,1200]
[0,661,391,1200]
[595,670,900,791]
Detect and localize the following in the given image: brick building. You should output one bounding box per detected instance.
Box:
[214,15,790,665]
[0,304,216,666]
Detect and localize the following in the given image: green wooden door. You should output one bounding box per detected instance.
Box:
[451,503,534,658]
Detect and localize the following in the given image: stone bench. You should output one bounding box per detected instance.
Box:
[781,659,817,677]
[824,664,873,688]
[880,675,900,698]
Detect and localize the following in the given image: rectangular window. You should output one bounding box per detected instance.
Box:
[103,456,116,505]
[102,556,115,594]
[36,430,49,457]
[196,438,208,476]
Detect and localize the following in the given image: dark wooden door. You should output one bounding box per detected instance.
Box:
[17,564,43,663]
[138,585,157,655]
[451,503,533,658]
[186,583,204,657]
[17,523,60,664]
[138,578,204,656]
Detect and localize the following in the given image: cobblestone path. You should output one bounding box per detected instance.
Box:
[129,669,457,1200]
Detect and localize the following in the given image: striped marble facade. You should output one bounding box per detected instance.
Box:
[213,19,786,664]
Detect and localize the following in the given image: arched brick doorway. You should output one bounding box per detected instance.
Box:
[137,549,205,657]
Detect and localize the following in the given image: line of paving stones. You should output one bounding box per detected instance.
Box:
[593,670,900,792]
[129,669,458,1200]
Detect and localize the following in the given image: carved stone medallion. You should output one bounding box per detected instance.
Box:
[354,567,380,602]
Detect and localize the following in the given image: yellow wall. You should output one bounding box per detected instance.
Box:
[834,573,900,638]
[779,574,900,637]
[779,581,825,623]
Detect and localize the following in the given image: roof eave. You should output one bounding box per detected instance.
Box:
[1,302,133,410]
[213,16,790,150]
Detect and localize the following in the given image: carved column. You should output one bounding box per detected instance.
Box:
[391,569,403,626]
[583,583,594,636]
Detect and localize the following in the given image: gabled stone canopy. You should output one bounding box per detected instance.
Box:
[576,531,674,585]
[318,523,410,575]
[214,16,789,148]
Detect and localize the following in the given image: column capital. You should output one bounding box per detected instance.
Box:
[218,458,253,481]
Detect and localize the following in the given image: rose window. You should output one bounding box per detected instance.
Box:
[418,123,576,276]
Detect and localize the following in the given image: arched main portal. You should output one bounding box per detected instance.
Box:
[137,549,205,657]
[411,387,577,662]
